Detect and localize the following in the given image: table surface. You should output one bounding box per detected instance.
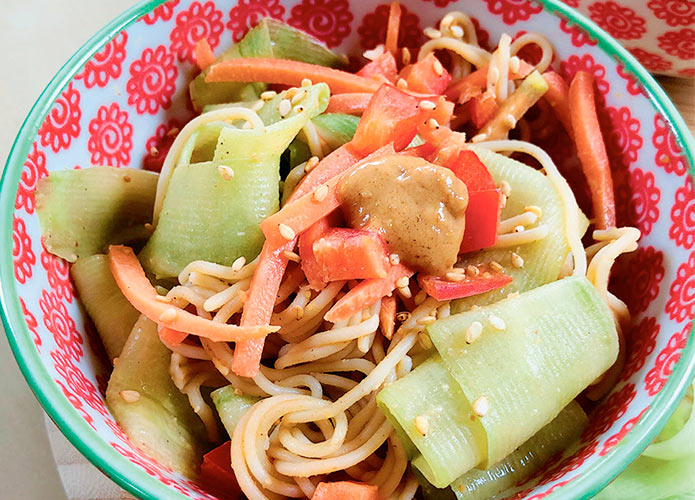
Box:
[0,1,693,499]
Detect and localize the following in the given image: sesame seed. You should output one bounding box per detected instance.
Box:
[471,133,488,143]
[119,390,141,403]
[500,180,512,196]
[285,88,298,100]
[507,292,520,299]
[396,311,411,322]
[294,105,304,114]
[488,66,500,83]
[397,78,408,89]
[418,331,434,349]
[433,59,444,76]
[489,314,506,331]
[509,56,521,74]
[113,357,119,366]
[503,114,517,129]
[301,78,313,87]
[278,99,292,117]
[234,387,244,396]
[465,321,483,344]
[217,165,235,180]
[166,127,180,137]
[279,223,296,240]
[261,90,277,100]
[123,175,131,183]
[155,295,172,303]
[514,225,525,233]
[466,265,480,277]
[401,47,411,65]
[159,307,178,323]
[473,395,489,417]
[363,45,385,61]
[420,100,436,110]
[398,285,412,299]
[414,290,428,306]
[424,27,442,39]
[450,25,464,39]
[283,250,301,263]
[150,146,159,157]
[427,118,440,129]
[389,253,400,265]
[232,256,246,272]
[489,260,504,273]
[312,184,328,202]
[414,415,429,436]
[524,205,543,218]
[293,305,304,320]
[396,276,410,288]
[251,100,264,112]
[446,271,466,282]
[471,304,481,311]
[511,252,524,268]
[417,315,437,326]
[500,194,508,209]
[291,89,306,105]
[144,223,154,232]
[304,156,320,173]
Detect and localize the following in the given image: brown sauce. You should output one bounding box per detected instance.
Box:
[337,154,468,275]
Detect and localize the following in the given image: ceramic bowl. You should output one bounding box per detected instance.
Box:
[2,0,694,499]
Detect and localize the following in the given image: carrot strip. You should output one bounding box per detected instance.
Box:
[194,38,216,71]
[108,245,277,342]
[325,264,414,323]
[385,2,402,56]
[542,71,574,140]
[326,93,373,115]
[312,481,378,500]
[379,295,397,340]
[206,58,380,94]
[159,326,188,347]
[569,71,616,229]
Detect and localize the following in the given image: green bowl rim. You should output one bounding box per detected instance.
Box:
[1,0,693,499]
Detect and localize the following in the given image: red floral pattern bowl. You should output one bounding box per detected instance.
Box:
[2,1,694,499]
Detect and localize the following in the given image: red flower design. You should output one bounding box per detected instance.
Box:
[513,30,557,68]
[621,316,659,382]
[560,18,598,48]
[227,0,285,42]
[610,246,665,315]
[509,479,577,500]
[653,114,687,176]
[670,176,695,249]
[616,65,643,96]
[40,242,74,302]
[600,407,649,456]
[645,322,691,395]
[582,384,637,444]
[665,252,695,322]
[56,380,95,430]
[38,82,81,153]
[143,119,181,171]
[21,298,40,351]
[614,167,661,235]
[482,0,542,25]
[142,0,180,25]
[288,0,353,48]
[39,290,83,361]
[537,442,598,485]
[170,1,224,64]
[600,105,642,180]
[51,349,106,415]
[563,0,580,6]
[560,54,610,95]
[423,0,457,6]
[358,3,421,50]
[15,142,48,215]
[648,0,695,27]
[12,216,35,284]
[88,103,133,167]
[111,442,192,496]
[629,48,673,72]
[588,1,646,40]
[471,17,491,51]
[658,28,695,60]
[76,32,128,88]
[678,68,695,77]
[126,45,178,115]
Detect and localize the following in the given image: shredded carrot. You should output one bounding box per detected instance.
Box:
[379,295,397,339]
[108,245,277,342]
[542,71,573,140]
[385,2,402,56]
[312,481,378,500]
[569,71,616,229]
[206,58,381,94]
[159,326,188,346]
[194,38,216,71]
[326,93,373,115]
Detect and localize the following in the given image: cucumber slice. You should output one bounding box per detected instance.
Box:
[310,113,360,150]
[106,316,206,477]
[451,401,588,500]
[211,386,259,437]
[36,167,158,262]
[429,276,617,468]
[452,148,589,313]
[70,254,139,361]
[264,19,347,68]
[377,356,487,488]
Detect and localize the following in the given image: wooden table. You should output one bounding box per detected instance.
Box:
[658,76,695,135]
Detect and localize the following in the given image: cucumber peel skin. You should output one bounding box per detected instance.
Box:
[211,386,260,437]
[430,276,618,469]
[36,167,158,262]
[70,254,140,361]
[453,148,589,313]
[106,316,207,478]
[310,113,360,150]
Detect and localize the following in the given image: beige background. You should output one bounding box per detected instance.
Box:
[0,1,693,499]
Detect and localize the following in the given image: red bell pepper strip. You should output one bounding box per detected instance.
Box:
[327,93,373,115]
[445,60,534,103]
[418,264,512,301]
[357,52,398,83]
[312,481,379,500]
[299,214,339,290]
[470,91,499,128]
[444,149,495,191]
[324,263,414,323]
[542,71,574,140]
[399,53,452,95]
[569,71,616,229]
[312,228,390,281]
[459,189,503,253]
[199,441,242,500]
